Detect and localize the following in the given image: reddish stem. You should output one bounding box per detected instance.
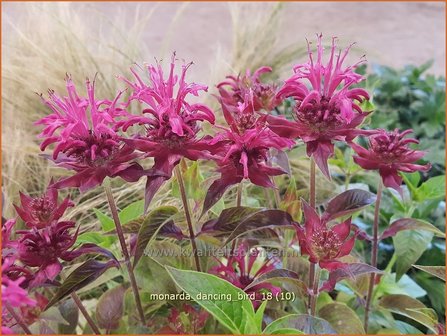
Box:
[5,303,32,335]
[364,180,383,332]
[104,180,146,325]
[307,158,317,312]
[70,292,101,334]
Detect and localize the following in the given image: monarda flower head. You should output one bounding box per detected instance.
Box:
[209,242,281,308]
[267,35,370,178]
[350,129,431,192]
[217,66,280,132]
[36,76,145,192]
[17,220,79,286]
[2,257,36,334]
[203,126,294,213]
[296,200,357,270]
[14,182,73,229]
[117,54,215,208]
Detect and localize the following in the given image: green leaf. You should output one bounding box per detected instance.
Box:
[166,266,255,334]
[393,229,434,280]
[413,265,446,281]
[93,208,114,232]
[417,175,446,200]
[133,206,178,268]
[375,273,427,299]
[318,302,365,334]
[183,161,205,200]
[379,294,439,333]
[76,232,105,245]
[118,200,144,224]
[263,314,334,334]
[96,285,126,330]
[46,260,119,309]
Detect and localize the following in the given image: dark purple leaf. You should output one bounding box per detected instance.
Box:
[323,189,376,221]
[200,206,261,234]
[270,149,291,175]
[380,218,445,240]
[245,269,307,297]
[202,176,241,216]
[133,206,178,268]
[158,221,186,240]
[58,298,79,334]
[96,285,127,330]
[320,263,382,292]
[222,209,294,246]
[144,175,168,213]
[46,259,119,309]
[63,243,117,261]
[352,224,373,241]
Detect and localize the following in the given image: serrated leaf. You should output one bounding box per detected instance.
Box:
[166,266,255,334]
[322,189,376,221]
[263,314,335,334]
[46,259,119,309]
[379,294,439,333]
[381,218,444,240]
[96,285,126,330]
[133,206,178,268]
[393,230,434,280]
[318,302,365,334]
[413,265,446,281]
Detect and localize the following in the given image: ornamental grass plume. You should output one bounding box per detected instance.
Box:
[209,242,280,308]
[296,199,357,271]
[350,128,431,192]
[267,34,371,178]
[117,54,215,209]
[36,76,145,192]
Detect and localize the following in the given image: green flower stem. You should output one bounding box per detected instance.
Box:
[5,302,33,334]
[364,180,383,332]
[174,165,202,272]
[103,179,146,325]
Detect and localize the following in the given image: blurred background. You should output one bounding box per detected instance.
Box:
[2,1,446,218]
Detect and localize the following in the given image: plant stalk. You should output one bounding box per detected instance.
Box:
[236,182,243,207]
[5,303,32,334]
[174,165,202,272]
[309,265,321,316]
[364,180,383,332]
[103,180,146,325]
[70,292,101,334]
[307,158,317,311]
